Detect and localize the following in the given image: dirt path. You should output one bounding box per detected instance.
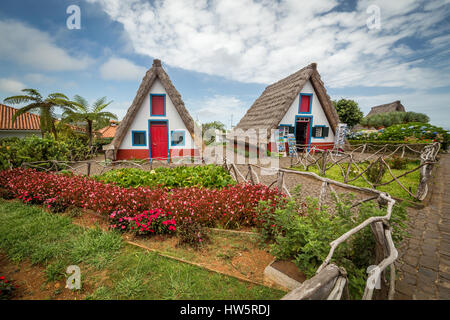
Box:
[394,154,450,299]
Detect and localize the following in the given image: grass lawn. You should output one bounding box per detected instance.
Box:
[291,160,421,200]
[0,199,284,300]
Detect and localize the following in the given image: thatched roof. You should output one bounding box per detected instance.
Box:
[234,63,339,136]
[367,100,405,117]
[106,59,197,157]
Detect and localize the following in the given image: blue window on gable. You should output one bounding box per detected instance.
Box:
[132,130,147,146]
[171,130,185,146]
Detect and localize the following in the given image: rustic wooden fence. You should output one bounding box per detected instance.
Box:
[224,160,399,300]
[18,156,205,176]
[288,142,440,201]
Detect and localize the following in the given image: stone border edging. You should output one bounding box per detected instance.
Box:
[126,240,289,293]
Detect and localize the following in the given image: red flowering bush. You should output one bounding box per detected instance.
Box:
[109,208,176,235]
[0,168,286,230]
[0,275,17,300]
[108,209,134,232]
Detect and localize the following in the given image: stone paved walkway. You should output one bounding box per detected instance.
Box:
[395,154,450,300]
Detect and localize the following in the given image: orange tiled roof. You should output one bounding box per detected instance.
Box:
[0,103,87,133]
[98,125,117,138]
[0,103,41,131]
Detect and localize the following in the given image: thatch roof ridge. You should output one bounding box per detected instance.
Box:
[367,100,405,117]
[106,59,197,158]
[309,68,340,132]
[234,62,339,135]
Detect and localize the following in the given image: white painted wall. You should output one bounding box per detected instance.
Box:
[278,80,335,143]
[0,131,41,139]
[119,78,196,150]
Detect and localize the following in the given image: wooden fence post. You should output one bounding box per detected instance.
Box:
[276,170,284,192]
[321,150,328,176]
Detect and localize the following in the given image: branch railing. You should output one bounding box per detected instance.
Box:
[18,156,206,176]
[224,160,400,300]
[289,142,440,201]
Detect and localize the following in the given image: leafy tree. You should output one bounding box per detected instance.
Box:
[4,89,74,140]
[332,99,364,128]
[62,95,117,147]
[201,121,226,145]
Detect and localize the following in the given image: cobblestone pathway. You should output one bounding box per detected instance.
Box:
[395,154,450,300]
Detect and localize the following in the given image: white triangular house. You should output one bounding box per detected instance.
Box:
[234,63,340,151]
[105,59,200,161]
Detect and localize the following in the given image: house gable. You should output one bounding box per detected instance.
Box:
[278,80,335,144]
[118,78,195,150]
[106,59,200,160]
[234,63,339,137]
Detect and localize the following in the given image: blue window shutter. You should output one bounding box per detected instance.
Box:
[323,127,329,137]
[312,127,317,137]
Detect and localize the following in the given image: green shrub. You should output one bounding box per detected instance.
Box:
[94,165,235,189]
[360,111,429,128]
[257,192,408,299]
[364,160,386,184]
[387,156,408,170]
[63,137,92,161]
[0,135,91,170]
[92,137,113,153]
[176,218,210,249]
[348,140,428,145]
[378,122,449,148]
[349,123,449,150]
[0,188,15,200]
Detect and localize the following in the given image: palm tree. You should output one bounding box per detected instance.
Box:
[62,95,118,147]
[4,89,74,140]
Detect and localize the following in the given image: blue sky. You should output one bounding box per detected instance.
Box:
[0,0,449,129]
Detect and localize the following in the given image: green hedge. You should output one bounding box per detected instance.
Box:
[0,136,91,170]
[349,122,449,150]
[94,165,236,189]
[347,140,428,145]
[360,111,429,128]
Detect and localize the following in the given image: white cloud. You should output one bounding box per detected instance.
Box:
[87,0,450,90]
[99,57,147,81]
[0,78,26,94]
[107,100,132,119]
[24,73,56,84]
[187,95,248,128]
[0,20,92,71]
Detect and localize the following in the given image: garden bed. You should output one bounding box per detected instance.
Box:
[0,252,89,300]
[0,199,285,300]
[68,209,278,287]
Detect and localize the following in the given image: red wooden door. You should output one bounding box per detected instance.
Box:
[150,122,168,159]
